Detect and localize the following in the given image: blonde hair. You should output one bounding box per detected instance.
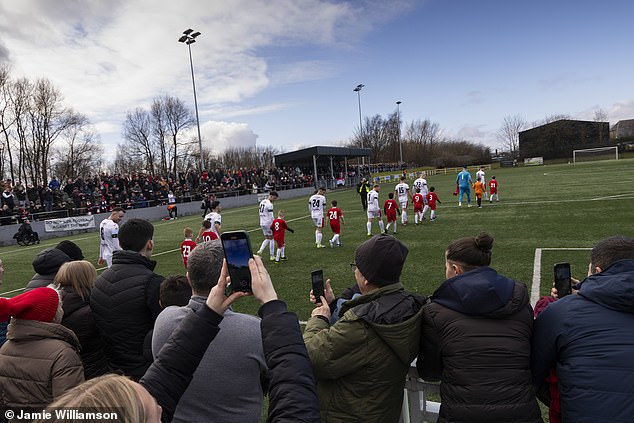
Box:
[183,227,193,237]
[35,374,145,423]
[54,260,97,301]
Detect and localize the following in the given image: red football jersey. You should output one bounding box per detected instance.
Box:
[489,179,498,193]
[427,192,439,208]
[412,193,425,210]
[180,239,197,268]
[271,218,289,247]
[383,199,399,222]
[327,207,343,234]
[327,207,343,223]
[201,230,218,242]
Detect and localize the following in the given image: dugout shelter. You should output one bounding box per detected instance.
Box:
[275,146,371,188]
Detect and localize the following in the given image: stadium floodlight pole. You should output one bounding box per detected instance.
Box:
[353,84,365,166]
[396,101,402,165]
[178,28,204,174]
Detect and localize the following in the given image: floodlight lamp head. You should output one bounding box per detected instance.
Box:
[186,39,196,45]
[191,31,201,38]
[178,35,188,43]
[357,84,365,89]
[183,29,194,35]
[396,101,402,105]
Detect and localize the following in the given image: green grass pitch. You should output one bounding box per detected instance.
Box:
[1,158,633,323]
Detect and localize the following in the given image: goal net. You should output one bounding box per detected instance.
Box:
[572,146,618,163]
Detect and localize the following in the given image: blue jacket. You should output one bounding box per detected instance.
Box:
[532,259,634,423]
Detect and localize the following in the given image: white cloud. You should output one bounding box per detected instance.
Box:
[0,0,421,160]
[198,120,258,154]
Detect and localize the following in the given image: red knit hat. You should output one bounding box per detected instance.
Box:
[0,287,60,322]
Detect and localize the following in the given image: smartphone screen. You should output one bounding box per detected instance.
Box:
[221,231,253,292]
[311,269,324,301]
[554,262,572,298]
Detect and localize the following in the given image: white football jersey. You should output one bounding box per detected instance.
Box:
[99,218,120,259]
[395,182,410,202]
[308,194,326,218]
[259,199,274,226]
[413,177,428,195]
[205,211,222,235]
[367,190,380,212]
[476,170,486,184]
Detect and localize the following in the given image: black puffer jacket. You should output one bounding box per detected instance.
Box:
[60,286,111,379]
[25,248,72,291]
[90,250,163,380]
[259,300,320,423]
[417,267,542,423]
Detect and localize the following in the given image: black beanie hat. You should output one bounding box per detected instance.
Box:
[55,240,84,261]
[354,234,408,287]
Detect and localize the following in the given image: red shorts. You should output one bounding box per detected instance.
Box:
[330,222,341,234]
[414,205,423,213]
[386,211,397,223]
[273,235,285,248]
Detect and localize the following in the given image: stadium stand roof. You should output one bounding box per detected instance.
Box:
[274,146,371,166]
[274,146,372,188]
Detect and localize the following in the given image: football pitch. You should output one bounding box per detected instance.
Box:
[1,158,633,321]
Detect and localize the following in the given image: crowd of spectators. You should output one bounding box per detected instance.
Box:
[0,166,320,225]
[0,161,404,225]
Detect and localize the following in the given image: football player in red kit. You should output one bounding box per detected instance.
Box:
[489,176,499,202]
[270,210,294,263]
[196,219,218,242]
[422,186,442,221]
[383,192,400,234]
[327,200,345,247]
[180,227,197,268]
[412,188,425,225]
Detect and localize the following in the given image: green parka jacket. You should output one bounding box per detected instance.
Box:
[303,283,427,423]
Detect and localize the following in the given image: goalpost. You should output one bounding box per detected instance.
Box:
[572,146,619,163]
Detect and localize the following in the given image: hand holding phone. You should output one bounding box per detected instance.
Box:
[311,270,325,303]
[554,262,572,298]
[221,231,253,292]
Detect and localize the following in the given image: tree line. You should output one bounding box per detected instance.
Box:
[346,112,491,167]
[0,65,103,186]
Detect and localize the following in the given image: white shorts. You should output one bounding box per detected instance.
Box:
[399,200,408,209]
[367,209,381,219]
[312,217,324,228]
[260,225,273,237]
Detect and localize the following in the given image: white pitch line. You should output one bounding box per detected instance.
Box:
[531,247,593,307]
[531,248,542,307]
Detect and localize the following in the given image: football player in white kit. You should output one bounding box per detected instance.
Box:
[256,191,279,260]
[366,184,385,236]
[308,187,327,248]
[413,172,429,198]
[394,176,412,225]
[476,167,488,199]
[98,207,125,267]
[204,200,222,238]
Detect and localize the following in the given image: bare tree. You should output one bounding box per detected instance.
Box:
[27,78,80,185]
[0,64,15,181]
[161,95,193,178]
[122,108,156,174]
[403,118,441,165]
[52,114,103,180]
[594,108,609,145]
[497,115,526,158]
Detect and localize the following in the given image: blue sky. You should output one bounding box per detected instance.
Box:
[1,0,633,160]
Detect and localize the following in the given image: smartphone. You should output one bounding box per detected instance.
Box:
[221,231,253,292]
[554,262,572,298]
[311,269,325,302]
